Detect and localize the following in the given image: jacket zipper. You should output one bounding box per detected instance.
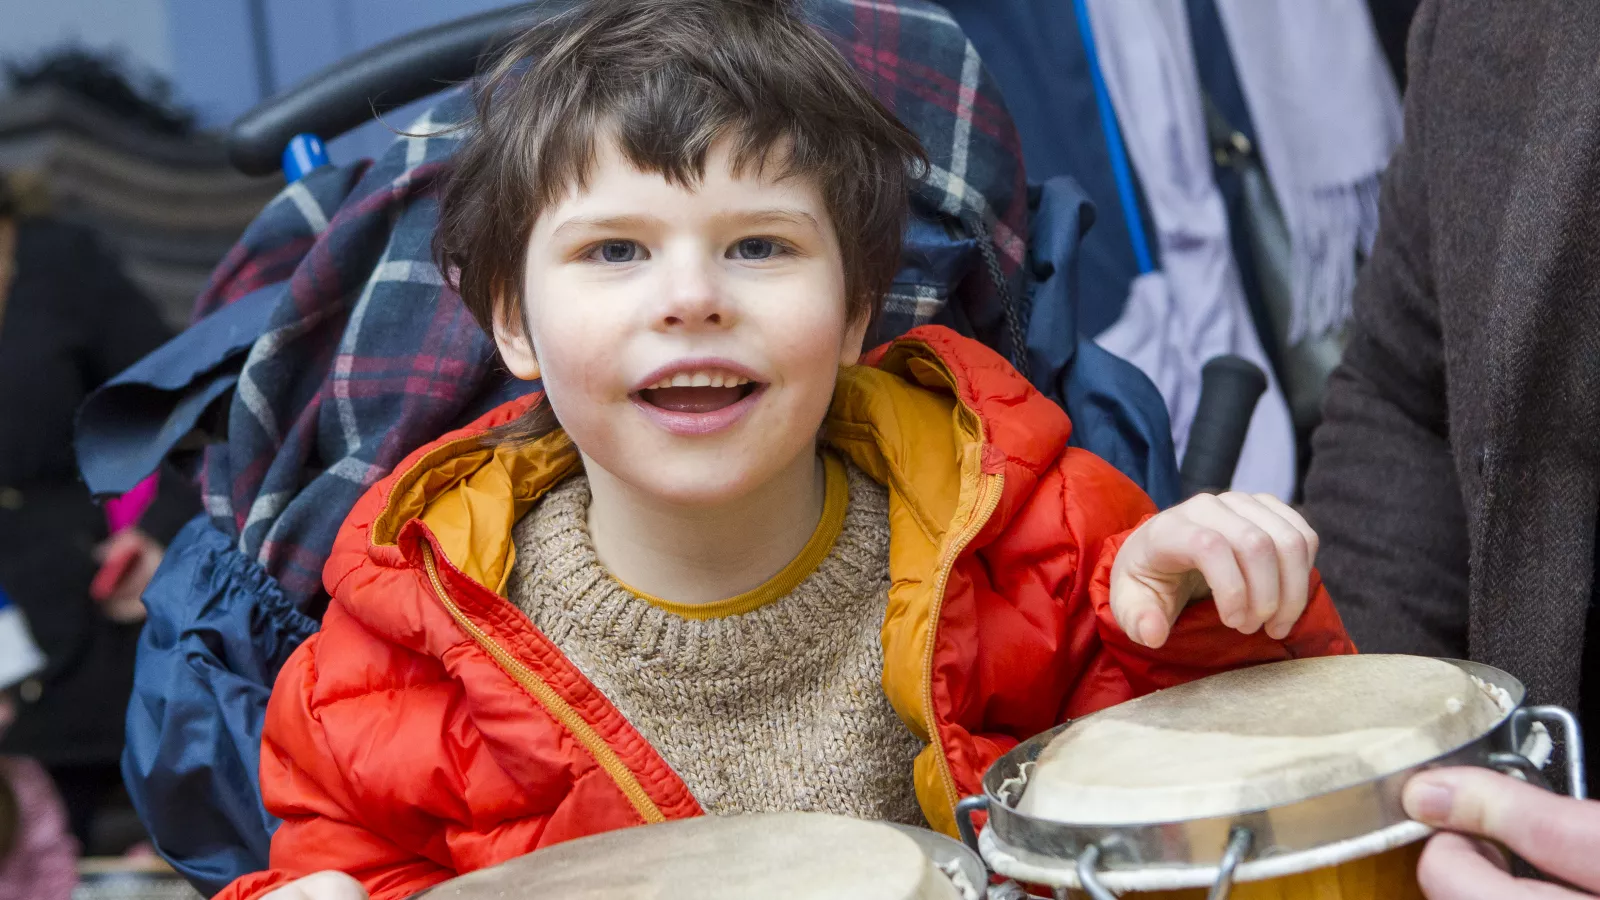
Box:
[421,542,667,825]
[921,471,1004,823]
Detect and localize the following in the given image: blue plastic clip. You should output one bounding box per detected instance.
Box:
[282,134,330,182]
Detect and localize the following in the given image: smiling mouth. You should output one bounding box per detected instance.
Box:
[634,368,765,415]
[637,382,760,413]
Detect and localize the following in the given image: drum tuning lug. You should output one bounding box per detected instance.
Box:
[1512,706,1588,800]
[984,880,1029,900]
[955,795,989,856]
[1487,751,1552,792]
[1207,827,1254,900]
[1074,844,1119,900]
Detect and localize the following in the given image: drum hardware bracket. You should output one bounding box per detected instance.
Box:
[956,794,990,856]
[984,880,1030,900]
[1510,706,1587,800]
[1486,751,1551,792]
[1071,844,1116,900]
[1207,828,1254,900]
[1071,827,1253,900]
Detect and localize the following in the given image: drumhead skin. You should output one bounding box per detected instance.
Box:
[1017,655,1507,824]
[415,812,961,900]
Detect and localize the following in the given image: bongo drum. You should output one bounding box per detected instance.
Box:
[956,656,1588,900]
[413,811,987,900]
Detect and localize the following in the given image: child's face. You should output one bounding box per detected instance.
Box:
[500,136,867,506]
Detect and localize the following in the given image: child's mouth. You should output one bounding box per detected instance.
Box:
[631,367,767,436]
[637,383,759,414]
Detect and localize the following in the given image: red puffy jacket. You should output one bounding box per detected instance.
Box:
[221,327,1352,899]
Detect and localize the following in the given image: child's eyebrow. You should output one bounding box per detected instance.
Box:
[550,209,823,240]
[723,209,823,233]
[551,214,658,239]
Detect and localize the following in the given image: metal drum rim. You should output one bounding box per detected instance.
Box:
[975,657,1529,878]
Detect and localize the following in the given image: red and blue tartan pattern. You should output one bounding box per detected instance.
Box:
[192,0,1030,610]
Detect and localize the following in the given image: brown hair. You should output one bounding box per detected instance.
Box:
[435,0,928,438]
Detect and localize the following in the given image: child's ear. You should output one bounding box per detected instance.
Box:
[838,309,872,368]
[491,301,542,381]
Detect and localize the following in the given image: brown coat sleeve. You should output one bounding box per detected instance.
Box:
[1302,0,1470,658]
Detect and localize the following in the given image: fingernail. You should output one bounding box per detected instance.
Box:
[1404,777,1454,823]
[1139,617,1163,648]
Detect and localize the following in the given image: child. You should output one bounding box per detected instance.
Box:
[225,1,1351,897]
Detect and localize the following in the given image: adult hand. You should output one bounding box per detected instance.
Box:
[1108,492,1318,648]
[262,871,369,900]
[90,527,163,623]
[1405,766,1600,898]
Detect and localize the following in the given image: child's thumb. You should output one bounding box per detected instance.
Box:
[1109,577,1178,649]
[263,871,368,900]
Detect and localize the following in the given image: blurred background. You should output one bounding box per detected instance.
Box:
[0,0,524,329]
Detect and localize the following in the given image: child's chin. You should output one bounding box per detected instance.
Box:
[632,466,765,508]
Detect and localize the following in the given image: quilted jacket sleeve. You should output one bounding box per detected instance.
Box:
[1055,449,1354,717]
[214,629,453,900]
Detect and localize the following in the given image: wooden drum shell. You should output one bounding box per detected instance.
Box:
[1103,841,1424,900]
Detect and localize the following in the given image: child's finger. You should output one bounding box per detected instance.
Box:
[1216,493,1311,640]
[1164,512,1252,632]
[1181,496,1279,634]
[1250,493,1320,565]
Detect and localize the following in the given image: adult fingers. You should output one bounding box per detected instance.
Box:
[1417,832,1585,900]
[1216,493,1312,639]
[1405,767,1600,891]
[1179,495,1279,634]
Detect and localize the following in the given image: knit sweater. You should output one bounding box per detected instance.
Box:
[506,455,925,825]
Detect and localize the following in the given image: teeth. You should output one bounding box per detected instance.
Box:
[646,370,754,390]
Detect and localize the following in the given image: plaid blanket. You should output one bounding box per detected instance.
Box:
[193,0,1029,612]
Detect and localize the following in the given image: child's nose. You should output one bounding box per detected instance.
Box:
[657,260,734,331]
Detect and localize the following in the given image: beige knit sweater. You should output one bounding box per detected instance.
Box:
[506,456,925,825]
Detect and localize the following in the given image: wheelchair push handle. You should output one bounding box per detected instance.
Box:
[1179,355,1268,499]
[226,2,564,177]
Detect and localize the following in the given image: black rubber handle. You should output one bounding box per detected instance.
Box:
[225,2,564,176]
[1179,355,1269,498]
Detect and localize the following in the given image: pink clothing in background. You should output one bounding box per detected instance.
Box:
[0,756,79,900]
[104,472,158,534]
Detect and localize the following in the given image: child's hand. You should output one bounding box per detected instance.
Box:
[90,527,164,623]
[262,871,368,900]
[1108,492,1319,648]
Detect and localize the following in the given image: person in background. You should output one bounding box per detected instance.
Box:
[0,582,77,900]
[1301,1,1600,895]
[0,172,197,852]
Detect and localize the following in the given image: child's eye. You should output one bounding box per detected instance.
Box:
[729,237,784,261]
[588,240,644,263]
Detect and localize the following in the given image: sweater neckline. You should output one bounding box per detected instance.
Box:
[615,452,849,620]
